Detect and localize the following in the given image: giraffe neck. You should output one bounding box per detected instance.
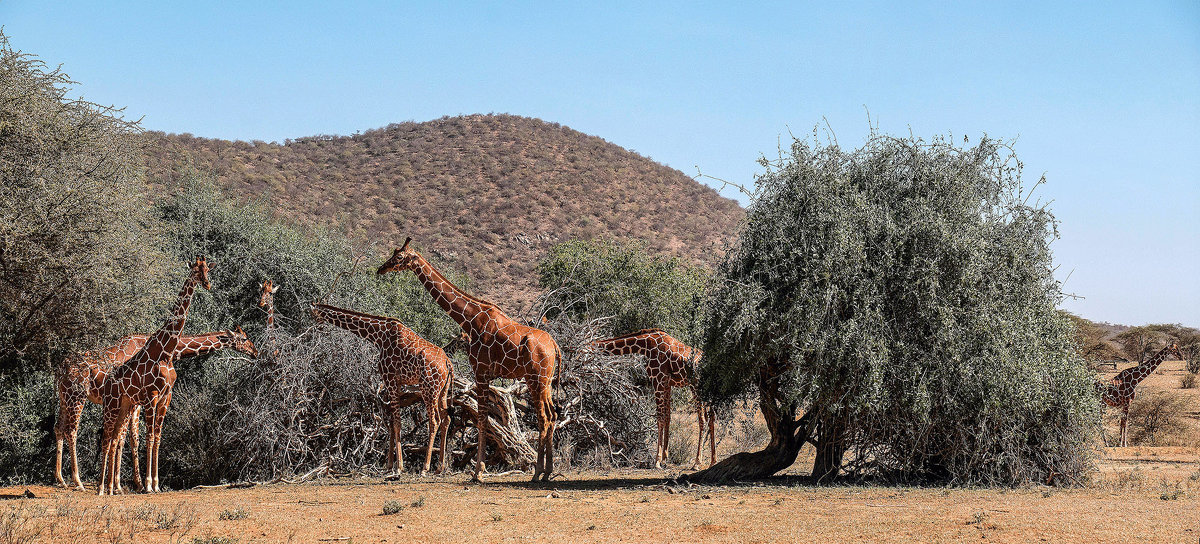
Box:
[313,304,392,348]
[144,275,199,357]
[171,332,230,360]
[265,303,275,328]
[410,254,496,330]
[1128,347,1171,387]
[164,277,199,335]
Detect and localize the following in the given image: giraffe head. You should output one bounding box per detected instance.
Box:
[225,326,258,358]
[259,280,279,308]
[377,237,419,275]
[1164,342,1183,361]
[191,256,213,290]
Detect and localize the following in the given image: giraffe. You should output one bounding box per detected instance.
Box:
[1096,342,1184,447]
[259,279,279,328]
[95,256,212,495]
[54,328,257,491]
[311,303,453,474]
[592,329,716,469]
[378,238,560,482]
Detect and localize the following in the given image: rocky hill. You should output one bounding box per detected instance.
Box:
[141,114,743,309]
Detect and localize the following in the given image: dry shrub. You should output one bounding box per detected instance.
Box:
[667,424,697,466]
[1180,372,1197,389]
[1127,392,1193,446]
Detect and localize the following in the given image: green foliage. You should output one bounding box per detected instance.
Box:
[152,172,457,343]
[0,31,170,371]
[699,132,1098,485]
[1112,324,1198,363]
[537,239,709,342]
[152,174,462,486]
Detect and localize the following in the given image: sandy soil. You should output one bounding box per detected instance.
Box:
[3,360,1196,543]
[3,452,1199,544]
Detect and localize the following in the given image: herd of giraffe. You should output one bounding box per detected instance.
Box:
[56,237,1177,495]
[54,238,715,495]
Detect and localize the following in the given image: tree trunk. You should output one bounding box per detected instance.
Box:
[394,375,537,470]
[811,416,847,483]
[684,362,816,483]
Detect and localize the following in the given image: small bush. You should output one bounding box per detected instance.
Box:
[218,508,247,521]
[1180,372,1197,389]
[1127,392,1192,446]
[410,497,426,508]
[382,501,404,516]
[666,425,696,466]
[192,537,238,544]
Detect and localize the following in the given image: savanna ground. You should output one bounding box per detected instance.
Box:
[3,361,1198,543]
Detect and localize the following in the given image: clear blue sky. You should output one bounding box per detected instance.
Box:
[4,1,1197,326]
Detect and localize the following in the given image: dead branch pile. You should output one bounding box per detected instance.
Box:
[219,315,654,481]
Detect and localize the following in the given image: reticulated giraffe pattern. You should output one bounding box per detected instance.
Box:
[378,238,560,482]
[55,327,257,490]
[311,303,453,474]
[259,279,279,329]
[1096,342,1184,447]
[95,257,212,495]
[593,329,716,469]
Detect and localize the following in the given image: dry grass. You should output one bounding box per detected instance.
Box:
[4,458,1200,544]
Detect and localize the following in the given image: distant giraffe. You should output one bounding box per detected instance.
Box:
[1096,342,1184,447]
[96,257,212,495]
[311,304,453,474]
[378,238,560,482]
[54,328,257,490]
[593,329,716,469]
[259,279,279,329]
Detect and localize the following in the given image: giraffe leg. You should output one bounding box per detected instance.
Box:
[423,395,438,475]
[707,405,716,467]
[381,400,396,474]
[54,435,65,488]
[392,408,405,474]
[1120,406,1129,448]
[69,429,85,490]
[654,387,671,469]
[472,380,489,482]
[530,380,545,482]
[53,400,69,488]
[150,393,171,493]
[436,400,451,475]
[538,381,556,482]
[115,420,128,494]
[129,406,143,492]
[97,408,112,496]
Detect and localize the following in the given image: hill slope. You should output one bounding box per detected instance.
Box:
[142,114,743,309]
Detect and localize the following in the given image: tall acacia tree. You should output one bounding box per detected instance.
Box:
[692,133,1097,485]
[0,32,168,372]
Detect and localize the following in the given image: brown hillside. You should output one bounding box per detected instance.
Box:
[141,114,743,309]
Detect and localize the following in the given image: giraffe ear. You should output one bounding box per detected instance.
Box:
[400,237,411,251]
[270,284,280,293]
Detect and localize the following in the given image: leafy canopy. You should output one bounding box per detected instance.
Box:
[699,132,1097,484]
[536,239,708,342]
[0,32,169,371]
